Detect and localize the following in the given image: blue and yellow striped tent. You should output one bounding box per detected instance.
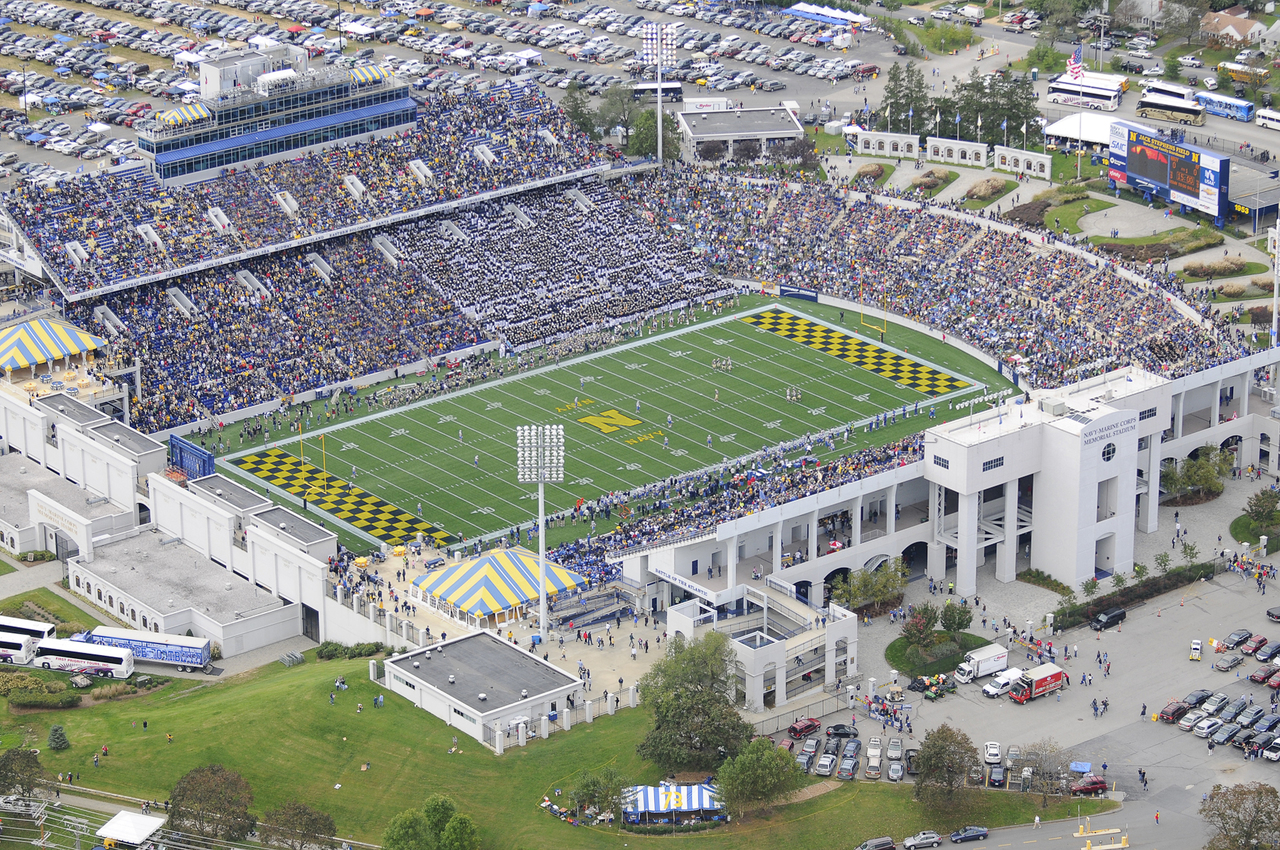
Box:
[413,547,586,619]
[0,317,106,372]
[159,103,211,125]
[350,65,388,85]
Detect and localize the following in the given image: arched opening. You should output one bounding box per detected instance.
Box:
[118,602,125,615]
[891,141,900,152]
[141,616,148,629]
[824,567,851,606]
[960,149,968,160]
[877,140,886,151]
[96,588,103,602]
[130,609,136,622]
[138,502,151,525]
[74,576,81,588]
[794,579,813,604]
[902,541,929,578]
[906,142,915,153]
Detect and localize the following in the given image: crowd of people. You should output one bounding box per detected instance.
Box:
[6,83,610,294]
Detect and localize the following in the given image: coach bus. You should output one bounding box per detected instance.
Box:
[1078,70,1131,92]
[1141,79,1195,100]
[1217,61,1270,86]
[1046,77,1122,110]
[1136,92,1207,125]
[0,633,36,665]
[1195,90,1255,121]
[0,615,55,642]
[1257,107,1280,131]
[631,80,683,102]
[34,638,133,678]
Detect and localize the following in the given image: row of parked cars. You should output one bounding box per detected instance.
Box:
[783,719,918,782]
[1159,686,1280,756]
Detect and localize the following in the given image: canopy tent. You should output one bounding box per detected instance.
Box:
[92,70,109,79]
[87,121,110,132]
[159,102,211,124]
[623,785,724,823]
[1042,112,1123,147]
[287,23,305,32]
[350,64,389,84]
[513,47,541,61]
[248,35,280,48]
[412,547,586,625]
[53,34,72,42]
[784,2,868,25]
[173,50,204,64]
[24,132,48,142]
[414,7,435,16]
[96,812,166,845]
[0,317,107,372]
[340,21,376,34]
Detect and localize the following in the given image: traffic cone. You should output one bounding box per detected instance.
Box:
[1158,608,1161,617]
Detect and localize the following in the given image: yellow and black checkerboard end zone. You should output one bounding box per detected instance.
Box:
[741,309,971,395]
[232,448,457,546]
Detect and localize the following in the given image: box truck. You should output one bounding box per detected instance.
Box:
[954,644,1009,683]
[1008,663,1068,704]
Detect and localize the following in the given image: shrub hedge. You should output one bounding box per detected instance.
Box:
[9,691,82,709]
[1053,563,1216,629]
[317,641,387,660]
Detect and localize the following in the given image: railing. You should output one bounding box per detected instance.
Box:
[606,528,716,560]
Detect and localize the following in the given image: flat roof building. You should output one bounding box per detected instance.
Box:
[676,106,805,160]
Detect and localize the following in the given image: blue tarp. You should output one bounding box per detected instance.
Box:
[0,17,14,23]
[93,71,109,79]
[41,96,59,103]
[25,132,47,142]
[528,2,549,9]
[54,67,70,73]
[53,34,71,42]
[783,8,847,24]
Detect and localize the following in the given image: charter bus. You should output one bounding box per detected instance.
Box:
[1141,79,1195,100]
[1257,107,1280,130]
[630,80,683,102]
[1135,92,1207,125]
[0,633,36,665]
[1046,77,1122,110]
[1217,61,1270,86]
[1195,90,1256,121]
[1077,70,1131,92]
[0,615,55,642]
[34,638,133,678]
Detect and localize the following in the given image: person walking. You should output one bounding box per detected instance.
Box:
[1033,816,1041,829]
[1154,811,1160,825]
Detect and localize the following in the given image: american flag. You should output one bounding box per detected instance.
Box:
[1066,44,1084,80]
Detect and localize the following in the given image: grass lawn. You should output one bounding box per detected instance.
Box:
[0,588,105,630]
[0,558,16,577]
[0,653,1115,846]
[814,131,849,154]
[220,295,1009,549]
[1178,261,1270,282]
[1087,225,1224,256]
[962,179,1017,210]
[1229,514,1280,553]
[1047,199,1116,234]
[1012,50,1067,74]
[885,631,992,677]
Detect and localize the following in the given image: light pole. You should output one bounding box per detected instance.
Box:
[642,22,676,162]
[516,424,564,646]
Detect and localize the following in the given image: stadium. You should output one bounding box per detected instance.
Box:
[0,41,1274,733]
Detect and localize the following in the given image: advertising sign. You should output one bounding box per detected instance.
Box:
[1108,120,1226,217]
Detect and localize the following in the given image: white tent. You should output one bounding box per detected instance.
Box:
[512,47,541,62]
[172,50,204,64]
[789,2,870,24]
[341,22,376,34]
[96,812,166,846]
[1042,112,1122,146]
[248,35,280,48]
[87,121,111,132]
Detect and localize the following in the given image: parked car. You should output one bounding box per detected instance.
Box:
[1159,701,1191,723]
[1212,723,1243,746]
[983,742,1001,764]
[904,832,943,850]
[1245,634,1270,655]
[1194,717,1224,738]
[1216,654,1244,672]
[815,753,838,776]
[1071,774,1107,796]
[1178,709,1208,731]
[1203,693,1230,715]
[1184,689,1212,706]
[789,718,820,738]
[827,724,857,738]
[951,827,989,843]
[1224,629,1253,650]
[888,761,905,782]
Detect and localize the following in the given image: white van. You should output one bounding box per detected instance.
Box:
[1128,49,1153,60]
[538,22,565,35]
[982,667,1024,698]
[584,35,610,49]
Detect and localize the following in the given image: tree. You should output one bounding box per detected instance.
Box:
[734,139,761,161]
[913,724,979,807]
[1171,447,1233,499]
[1181,541,1201,568]
[884,0,902,9]
[568,767,632,827]
[636,631,752,770]
[901,601,939,654]
[715,737,804,818]
[1132,563,1149,582]
[870,558,910,607]
[0,748,47,797]
[939,602,973,645]
[47,725,69,751]
[1154,551,1171,575]
[1111,573,1126,591]
[382,810,434,850]
[1161,0,1210,44]
[598,85,642,143]
[167,765,256,842]
[559,82,600,140]
[421,796,457,839]
[1080,577,1099,599]
[1024,737,1075,808]
[438,814,480,850]
[260,802,336,850]
[698,140,727,161]
[1200,782,1280,850]
[1246,489,1280,528]
[627,109,681,160]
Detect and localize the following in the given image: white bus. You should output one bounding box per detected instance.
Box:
[34,638,133,678]
[1257,107,1280,130]
[0,615,55,642]
[1047,78,1122,110]
[1141,80,1195,101]
[0,633,36,665]
[1077,70,1131,92]
[1135,93,1207,125]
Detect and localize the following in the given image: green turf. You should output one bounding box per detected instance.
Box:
[0,588,105,629]
[962,180,1017,210]
[885,631,993,677]
[1048,199,1116,235]
[222,297,1010,547]
[3,653,1116,845]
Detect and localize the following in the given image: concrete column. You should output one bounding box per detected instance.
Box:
[518,722,527,747]
[927,541,946,582]
[727,533,739,588]
[824,635,837,686]
[850,495,862,545]
[629,686,637,708]
[773,520,783,573]
[808,510,819,561]
[368,659,378,681]
[563,702,572,731]
[1173,391,1185,439]
[996,482,1017,583]
[585,699,594,724]
[540,715,549,739]
[1213,379,1222,425]
[886,483,898,534]
[956,492,979,598]
[608,694,616,715]
[494,722,504,755]
[1140,455,1160,534]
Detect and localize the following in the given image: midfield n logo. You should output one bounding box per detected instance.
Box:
[577,409,643,434]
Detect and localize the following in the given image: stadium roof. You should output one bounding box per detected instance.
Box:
[413,547,586,618]
[0,317,106,371]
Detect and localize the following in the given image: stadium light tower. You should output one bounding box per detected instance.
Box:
[516,424,564,646]
[642,22,677,162]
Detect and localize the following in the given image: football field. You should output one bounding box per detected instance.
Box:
[224,300,999,548]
